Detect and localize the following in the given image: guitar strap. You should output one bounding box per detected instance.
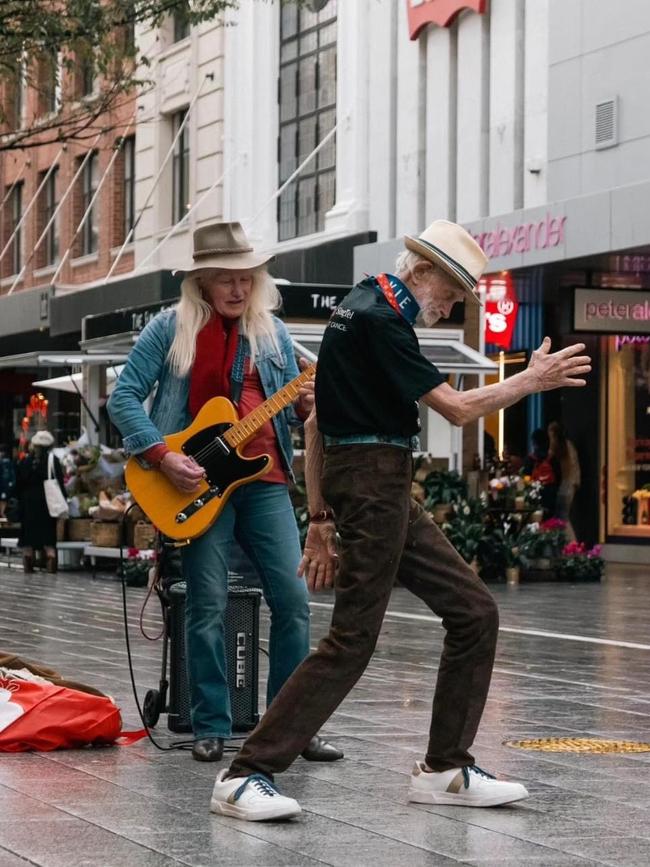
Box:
[374,272,420,327]
[229,334,248,406]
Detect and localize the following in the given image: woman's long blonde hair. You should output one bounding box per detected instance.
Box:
[167,268,283,377]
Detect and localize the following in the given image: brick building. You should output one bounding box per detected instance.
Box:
[0,45,136,447]
[0,54,135,292]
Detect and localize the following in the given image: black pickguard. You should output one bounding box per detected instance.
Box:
[181,422,269,492]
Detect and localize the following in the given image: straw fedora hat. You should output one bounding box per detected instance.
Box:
[404,220,488,306]
[31,430,54,447]
[173,222,274,275]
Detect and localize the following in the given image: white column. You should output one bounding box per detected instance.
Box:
[488,0,525,215]
[81,364,104,445]
[425,24,457,221]
[394,5,424,235]
[366,0,398,241]
[222,5,279,248]
[456,11,490,222]
[222,4,255,226]
[523,0,549,207]
[324,0,370,234]
[195,24,225,224]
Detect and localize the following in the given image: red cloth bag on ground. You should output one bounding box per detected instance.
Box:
[0,659,146,751]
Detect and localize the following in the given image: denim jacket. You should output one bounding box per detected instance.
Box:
[107,308,302,479]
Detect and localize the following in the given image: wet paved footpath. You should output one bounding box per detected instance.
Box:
[1,561,649,867]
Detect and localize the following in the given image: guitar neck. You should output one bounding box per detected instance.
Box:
[223,362,316,448]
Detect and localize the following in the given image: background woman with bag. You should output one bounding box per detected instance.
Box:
[15,430,65,573]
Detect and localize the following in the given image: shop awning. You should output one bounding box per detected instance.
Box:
[0,350,129,370]
[33,366,125,394]
[287,324,497,375]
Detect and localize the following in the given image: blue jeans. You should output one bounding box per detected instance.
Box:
[181,482,310,740]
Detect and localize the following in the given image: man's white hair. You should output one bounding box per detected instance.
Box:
[394,249,434,278]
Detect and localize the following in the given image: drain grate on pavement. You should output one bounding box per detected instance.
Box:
[504,737,650,753]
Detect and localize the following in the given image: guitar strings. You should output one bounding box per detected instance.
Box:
[189,367,315,467]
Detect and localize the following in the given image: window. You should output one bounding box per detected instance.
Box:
[80,54,96,98]
[171,110,190,223]
[37,50,61,116]
[605,336,650,539]
[4,182,23,277]
[278,0,337,241]
[38,168,59,267]
[123,135,136,239]
[4,58,25,131]
[10,182,23,275]
[78,152,99,256]
[173,2,191,42]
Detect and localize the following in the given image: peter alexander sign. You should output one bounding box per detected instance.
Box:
[406,0,487,39]
[471,213,567,259]
[574,289,650,334]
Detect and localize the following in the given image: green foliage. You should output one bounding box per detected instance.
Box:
[422,469,468,508]
[0,0,242,148]
[441,516,484,565]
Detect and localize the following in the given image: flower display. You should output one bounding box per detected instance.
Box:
[557,542,604,582]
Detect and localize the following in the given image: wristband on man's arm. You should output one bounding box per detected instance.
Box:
[309,509,335,523]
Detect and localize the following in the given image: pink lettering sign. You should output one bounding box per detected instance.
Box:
[472,213,567,259]
[406,0,487,40]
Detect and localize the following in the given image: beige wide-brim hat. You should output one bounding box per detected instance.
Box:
[173,221,275,276]
[404,220,489,306]
[31,430,54,447]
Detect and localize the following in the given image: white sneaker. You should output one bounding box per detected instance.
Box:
[408,761,529,807]
[210,770,302,821]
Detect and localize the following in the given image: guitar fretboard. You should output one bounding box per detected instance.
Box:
[223,362,316,448]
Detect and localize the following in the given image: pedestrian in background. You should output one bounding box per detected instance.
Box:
[15,431,64,573]
[0,445,16,522]
[523,428,559,519]
[548,421,581,541]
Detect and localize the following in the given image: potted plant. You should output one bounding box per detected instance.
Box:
[556,542,605,582]
[423,470,467,522]
[442,514,485,567]
[124,547,156,587]
[537,518,567,565]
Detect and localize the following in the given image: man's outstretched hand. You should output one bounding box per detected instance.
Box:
[527,337,592,391]
[297,521,338,593]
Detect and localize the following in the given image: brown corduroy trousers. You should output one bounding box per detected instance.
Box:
[228,444,499,779]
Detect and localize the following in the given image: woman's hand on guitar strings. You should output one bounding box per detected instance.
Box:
[159,452,205,493]
[298,521,338,593]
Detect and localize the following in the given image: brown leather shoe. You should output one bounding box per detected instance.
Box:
[22,554,33,573]
[46,555,57,574]
[301,735,344,762]
[191,737,224,762]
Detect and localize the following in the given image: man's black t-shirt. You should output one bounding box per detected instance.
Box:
[315,277,446,437]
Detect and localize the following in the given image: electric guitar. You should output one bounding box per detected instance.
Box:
[124,363,316,542]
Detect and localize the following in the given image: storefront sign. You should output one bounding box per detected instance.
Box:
[482,274,518,349]
[82,285,350,342]
[472,213,567,259]
[406,0,486,39]
[574,289,650,334]
[615,335,650,351]
[83,301,173,341]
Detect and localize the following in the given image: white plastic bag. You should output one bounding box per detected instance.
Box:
[43,452,69,519]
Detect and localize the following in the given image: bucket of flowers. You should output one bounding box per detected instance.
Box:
[423,470,468,523]
[517,517,567,578]
[124,547,157,587]
[441,497,487,571]
[556,542,604,582]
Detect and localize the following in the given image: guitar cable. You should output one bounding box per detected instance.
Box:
[117,504,249,754]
